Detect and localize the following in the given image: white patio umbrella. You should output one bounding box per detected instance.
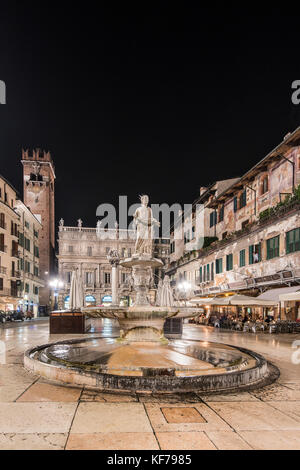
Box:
[69,270,85,310]
[159,276,176,307]
[208,294,277,307]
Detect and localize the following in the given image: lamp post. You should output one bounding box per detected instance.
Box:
[49,278,64,311]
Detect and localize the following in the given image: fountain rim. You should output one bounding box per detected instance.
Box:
[24,337,279,393]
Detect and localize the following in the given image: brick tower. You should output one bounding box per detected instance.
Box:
[22,149,56,310]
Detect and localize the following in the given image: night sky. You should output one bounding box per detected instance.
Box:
[0,6,300,230]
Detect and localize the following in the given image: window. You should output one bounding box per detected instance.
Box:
[0,213,5,229]
[25,261,30,273]
[216,258,223,274]
[0,233,4,252]
[286,228,300,254]
[239,249,246,267]
[34,245,39,258]
[209,211,217,228]
[219,205,224,223]
[25,283,29,293]
[87,246,92,256]
[105,272,111,284]
[261,176,269,195]
[199,266,203,283]
[19,233,24,247]
[239,190,247,209]
[226,254,233,271]
[25,238,30,252]
[68,245,73,253]
[206,264,210,282]
[249,243,261,264]
[66,271,71,283]
[233,197,238,212]
[170,242,175,254]
[85,272,93,284]
[34,286,39,295]
[0,278,3,290]
[211,262,214,282]
[34,266,39,277]
[184,230,191,244]
[121,272,128,283]
[267,236,280,260]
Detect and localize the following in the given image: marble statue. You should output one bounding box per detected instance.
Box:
[59,218,64,227]
[133,195,160,256]
[77,219,82,230]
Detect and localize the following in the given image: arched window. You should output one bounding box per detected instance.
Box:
[261,176,269,195]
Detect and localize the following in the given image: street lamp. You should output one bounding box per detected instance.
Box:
[49,278,64,311]
[177,280,192,306]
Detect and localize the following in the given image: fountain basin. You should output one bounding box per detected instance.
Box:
[82,305,196,342]
[24,337,278,393]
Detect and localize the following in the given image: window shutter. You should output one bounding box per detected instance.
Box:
[233,197,238,212]
[249,245,253,265]
[258,243,261,262]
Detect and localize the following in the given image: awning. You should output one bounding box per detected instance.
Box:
[279,292,300,302]
[207,294,277,307]
[258,286,300,303]
[189,297,214,305]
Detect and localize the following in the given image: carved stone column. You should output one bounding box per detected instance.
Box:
[107,250,120,306]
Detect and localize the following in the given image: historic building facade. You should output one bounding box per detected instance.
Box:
[57,222,170,308]
[166,127,300,313]
[15,201,44,316]
[0,175,21,311]
[22,149,56,309]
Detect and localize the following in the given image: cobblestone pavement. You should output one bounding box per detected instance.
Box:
[0,320,300,450]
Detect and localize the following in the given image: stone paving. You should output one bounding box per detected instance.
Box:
[0,321,300,450]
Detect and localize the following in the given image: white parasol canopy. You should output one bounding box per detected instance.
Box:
[207,294,277,307]
[69,270,85,310]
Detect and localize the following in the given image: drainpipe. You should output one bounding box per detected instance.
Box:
[281,155,295,192]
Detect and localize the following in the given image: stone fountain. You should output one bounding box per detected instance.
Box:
[24,195,278,393]
[83,194,184,342]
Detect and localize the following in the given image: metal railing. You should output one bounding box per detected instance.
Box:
[11,270,20,278]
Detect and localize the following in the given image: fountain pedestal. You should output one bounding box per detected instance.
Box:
[118,255,166,341]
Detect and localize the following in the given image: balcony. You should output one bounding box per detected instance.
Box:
[11,270,21,278]
[193,268,300,296]
[11,250,19,258]
[0,287,21,298]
